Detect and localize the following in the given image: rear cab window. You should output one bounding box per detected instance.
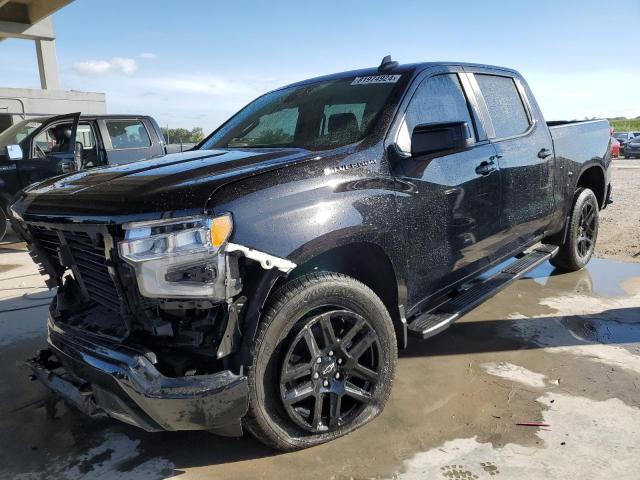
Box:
[105,119,151,149]
[76,124,96,149]
[475,74,531,139]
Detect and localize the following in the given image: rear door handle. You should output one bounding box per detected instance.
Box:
[475,160,496,176]
[538,148,552,159]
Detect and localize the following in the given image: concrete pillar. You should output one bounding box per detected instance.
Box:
[35,38,60,90]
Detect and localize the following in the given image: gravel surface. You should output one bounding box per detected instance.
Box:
[596,159,640,262]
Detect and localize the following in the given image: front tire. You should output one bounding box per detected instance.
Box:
[549,188,599,271]
[243,272,397,450]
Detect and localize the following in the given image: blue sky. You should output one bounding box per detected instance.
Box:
[1,0,639,130]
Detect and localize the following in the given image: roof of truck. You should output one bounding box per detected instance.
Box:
[280,61,521,90]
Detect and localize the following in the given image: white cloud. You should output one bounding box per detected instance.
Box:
[72,57,138,75]
[140,52,157,59]
[150,75,260,97]
[110,57,137,74]
[73,59,111,75]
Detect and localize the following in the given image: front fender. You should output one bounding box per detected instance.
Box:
[211,171,402,267]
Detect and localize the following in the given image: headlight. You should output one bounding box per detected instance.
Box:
[118,214,234,299]
[119,214,232,262]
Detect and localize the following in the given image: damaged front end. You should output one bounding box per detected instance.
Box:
[15,213,295,435]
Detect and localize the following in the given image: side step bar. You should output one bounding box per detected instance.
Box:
[407,244,559,339]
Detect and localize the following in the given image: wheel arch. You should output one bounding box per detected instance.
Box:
[575,164,606,209]
[238,241,407,359]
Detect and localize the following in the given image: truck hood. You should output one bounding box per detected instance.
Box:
[13,148,317,223]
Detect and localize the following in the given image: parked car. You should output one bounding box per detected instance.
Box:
[165,142,195,154]
[613,131,636,157]
[625,135,640,159]
[12,58,612,451]
[0,114,166,240]
[611,137,620,157]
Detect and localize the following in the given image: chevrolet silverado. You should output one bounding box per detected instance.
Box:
[11,57,612,450]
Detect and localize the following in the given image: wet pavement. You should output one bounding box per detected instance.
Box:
[1,230,639,479]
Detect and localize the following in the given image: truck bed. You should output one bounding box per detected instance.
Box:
[549,119,611,164]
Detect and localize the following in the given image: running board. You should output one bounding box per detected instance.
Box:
[407,244,559,339]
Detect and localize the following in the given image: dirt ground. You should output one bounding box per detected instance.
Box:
[0,161,639,479]
[596,159,640,261]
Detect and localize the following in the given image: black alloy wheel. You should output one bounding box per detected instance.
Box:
[243,272,397,450]
[548,188,599,272]
[576,200,597,259]
[279,309,381,433]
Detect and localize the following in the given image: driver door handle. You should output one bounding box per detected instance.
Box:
[475,159,496,176]
[538,148,552,159]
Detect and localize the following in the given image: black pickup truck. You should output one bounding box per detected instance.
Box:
[11,58,612,451]
[0,114,166,240]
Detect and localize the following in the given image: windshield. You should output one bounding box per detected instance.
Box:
[200,75,404,151]
[0,119,43,150]
[613,133,628,140]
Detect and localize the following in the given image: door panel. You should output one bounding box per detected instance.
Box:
[492,131,554,246]
[397,143,501,311]
[392,72,503,314]
[17,113,80,188]
[470,73,555,251]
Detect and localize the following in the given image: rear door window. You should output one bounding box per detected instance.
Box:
[475,74,531,138]
[105,119,151,149]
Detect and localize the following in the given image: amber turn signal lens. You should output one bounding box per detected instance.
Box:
[210,214,233,248]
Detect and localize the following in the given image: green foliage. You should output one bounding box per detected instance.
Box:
[228,128,292,147]
[161,127,205,144]
[609,118,640,132]
[251,128,292,145]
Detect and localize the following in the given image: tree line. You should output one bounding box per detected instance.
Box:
[162,127,205,144]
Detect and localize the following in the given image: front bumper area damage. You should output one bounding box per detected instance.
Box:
[27,319,249,436]
[17,213,298,435]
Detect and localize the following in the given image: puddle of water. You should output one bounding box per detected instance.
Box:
[527,257,640,297]
[563,314,640,344]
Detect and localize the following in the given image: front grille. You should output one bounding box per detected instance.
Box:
[30,226,123,313]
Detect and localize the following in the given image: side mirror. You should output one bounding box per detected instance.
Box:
[411,121,473,157]
[6,144,23,160]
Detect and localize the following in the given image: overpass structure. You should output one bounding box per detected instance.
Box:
[0,0,106,130]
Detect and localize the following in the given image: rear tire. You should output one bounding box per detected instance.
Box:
[243,272,397,450]
[548,188,599,272]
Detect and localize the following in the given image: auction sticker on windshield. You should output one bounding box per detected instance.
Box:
[351,75,401,85]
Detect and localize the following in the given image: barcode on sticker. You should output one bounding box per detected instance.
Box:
[351,75,401,85]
